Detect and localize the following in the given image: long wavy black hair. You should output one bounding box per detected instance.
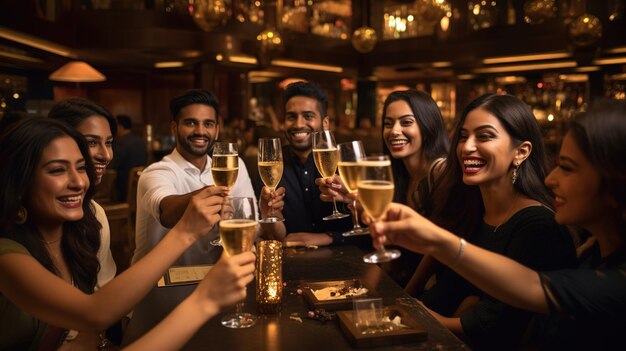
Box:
[381,90,450,205]
[0,117,101,293]
[430,94,552,238]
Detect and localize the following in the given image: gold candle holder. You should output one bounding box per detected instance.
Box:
[256,240,282,314]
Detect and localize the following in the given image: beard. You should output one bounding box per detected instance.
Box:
[285,127,317,152]
[177,132,215,157]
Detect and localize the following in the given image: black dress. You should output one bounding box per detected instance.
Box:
[421,206,577,351]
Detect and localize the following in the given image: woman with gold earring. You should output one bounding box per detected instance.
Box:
[401,94,577,350]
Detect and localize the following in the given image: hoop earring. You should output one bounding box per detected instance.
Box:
[511,162,520,185]
[16,207,27,224]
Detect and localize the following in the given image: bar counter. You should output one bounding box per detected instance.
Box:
[122,245,470,350]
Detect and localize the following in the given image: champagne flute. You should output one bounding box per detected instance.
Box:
[312,131,349,221]
[258,138,284,223]
[337,141,369,236]
[211,142,239,246]
[220,196,258,328]
[359,156,401,263]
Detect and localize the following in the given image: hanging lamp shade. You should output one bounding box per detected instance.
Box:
[49,61,106,82]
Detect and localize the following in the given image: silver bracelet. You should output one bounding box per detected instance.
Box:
[454,238,466,264]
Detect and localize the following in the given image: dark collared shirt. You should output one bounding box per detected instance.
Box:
[278,146,369,248]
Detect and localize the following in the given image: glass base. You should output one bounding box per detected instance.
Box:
[259,216,284,223]
[342,227,369,237]
[363,249,401,264]
[323,212,349,221]
[221,312,257,329]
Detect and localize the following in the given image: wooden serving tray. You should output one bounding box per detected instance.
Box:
[300,279,378,311]
[337,305,428,348]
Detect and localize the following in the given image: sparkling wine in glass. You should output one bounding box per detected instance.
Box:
[337,141,369,236]
[258,138,284,223]
[220,196,258,328]
[210,142,239,247]
[211,142,239,189]
[359,156,401,263]
[312,131,349,221]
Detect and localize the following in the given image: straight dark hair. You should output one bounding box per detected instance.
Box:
[569,101,626,217]
[170,89,220,123]
[430,94,552,237]
[381,90,450,204]
[283,81,328,117]
[0,117,101,294]
[48,97,117,137]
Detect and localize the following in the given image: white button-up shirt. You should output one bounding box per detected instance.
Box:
[132,148,257,266]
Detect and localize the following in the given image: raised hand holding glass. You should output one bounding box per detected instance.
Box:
[220,196,258,328]
[359,156,401,263]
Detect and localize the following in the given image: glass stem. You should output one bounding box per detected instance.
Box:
[269,189,274,218]
[331,198,340,214]
[351,199,362,229]
[236,302,244,315]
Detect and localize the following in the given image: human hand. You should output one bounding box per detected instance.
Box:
[368,202,442,254]
[177,186,228,240]
[315,175,351,203]
[192,252,256,316]
[259,186,285,217]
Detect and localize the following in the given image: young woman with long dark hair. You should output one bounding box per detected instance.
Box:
[370,100,626,350]
[393,94,577,350]
[0,117,254,350]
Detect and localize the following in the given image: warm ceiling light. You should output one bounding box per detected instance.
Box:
[431,61,452,68]
[482,52,571,65]
[229,55,258,64]
[271,59,343,73]
[457,74,477,80]
[49,61,106,82]
[473,61,577,73]
[559,74,588,82]
[495,76,527,84]
[154,61,184,68]
[593,56,626,65]
[609,73,626,80]
[0,26,75,58]
[575,66,601,72]
[0,50,44,63]
[248,71,283,78]
[605,46,626,54]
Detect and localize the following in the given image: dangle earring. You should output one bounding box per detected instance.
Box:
[511,162,520,184]
[16,206,27,224]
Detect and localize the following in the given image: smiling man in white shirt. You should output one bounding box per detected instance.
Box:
[132,89,257,265]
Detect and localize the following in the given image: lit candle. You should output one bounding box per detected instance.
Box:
[256,240,282,314]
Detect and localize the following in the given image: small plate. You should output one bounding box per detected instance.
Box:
[300,279,377,311]
[337,305,428,348]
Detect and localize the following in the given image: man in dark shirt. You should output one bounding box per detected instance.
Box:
[110,114,148,201]
[260,81,359,247]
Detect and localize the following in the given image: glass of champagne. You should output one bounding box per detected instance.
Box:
[219,196,258,328]
[210,142,240,246]
[258,138,284,223]
[337,141,369,236]
[211,142,239,189]
[313,131,349,221]
[359,155,401,263]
